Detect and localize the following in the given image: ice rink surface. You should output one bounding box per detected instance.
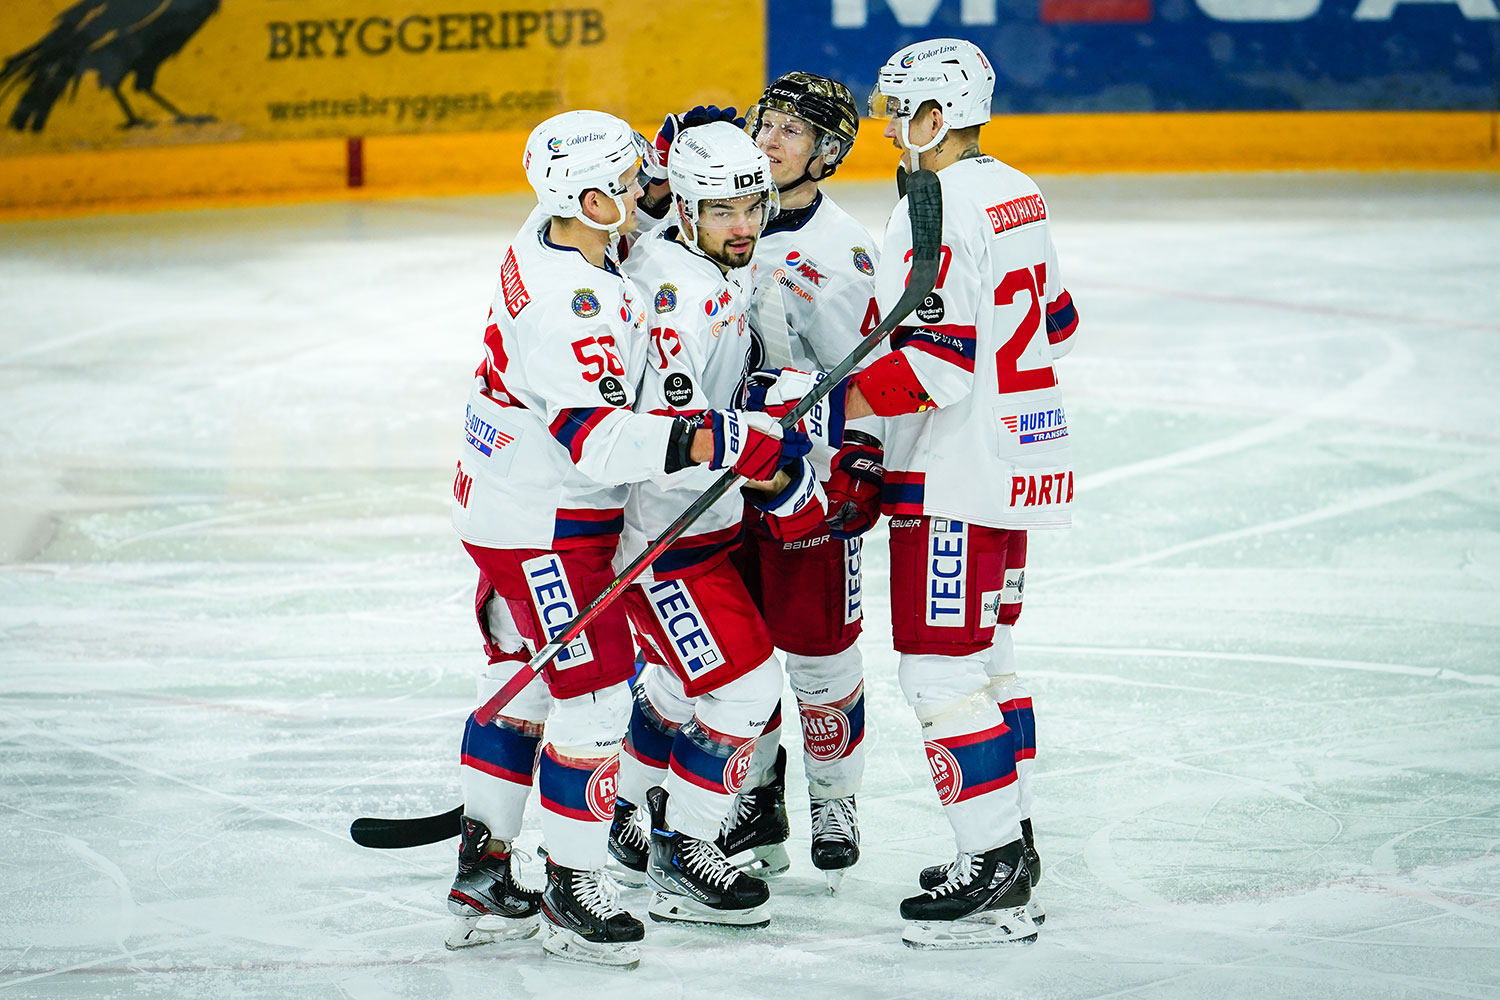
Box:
[2,170,1499,999]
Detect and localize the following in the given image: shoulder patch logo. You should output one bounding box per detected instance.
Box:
[598,376,627,406]
[852,246,874,277]
[571,288,601,318]
[654,283,678,314]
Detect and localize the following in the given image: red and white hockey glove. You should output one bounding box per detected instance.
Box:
[701,409,812,483]
[740,367,849,452]
[824,432,885,539]
[743,457,826,542]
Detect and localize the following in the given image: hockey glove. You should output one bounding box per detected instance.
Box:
[825,434,885,539]
[740,367,849,452]
[654,105,746,170]
[701,409,811,483]
[743,457,827,542]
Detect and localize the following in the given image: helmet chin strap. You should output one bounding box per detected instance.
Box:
[899,114,948,173]
[575,191,629,238]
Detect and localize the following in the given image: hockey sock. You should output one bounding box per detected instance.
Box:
[920,694,1022,854]
[986,673,1036,822]
[619,681,680,808]
[459,711,543,843]
[797,682,866,800]
[664,719,758,841]
[538,745,617,871]
[738,699,783,790]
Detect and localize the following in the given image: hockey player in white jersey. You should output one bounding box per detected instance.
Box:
[715,73,887,891]
[607,122,829,929]
[797,38,1080,948]
[447,110,812,966]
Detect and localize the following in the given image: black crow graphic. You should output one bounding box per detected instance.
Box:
[1,0,221,133]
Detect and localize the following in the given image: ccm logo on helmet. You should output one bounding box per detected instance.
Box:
[734,169,766,190]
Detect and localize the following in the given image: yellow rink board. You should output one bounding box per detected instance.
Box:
[1,111,1496,219]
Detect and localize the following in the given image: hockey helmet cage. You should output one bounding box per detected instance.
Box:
[748,72,860,177]
[667,121,779,232]
[523,110,646,232]
[869,39,995,155]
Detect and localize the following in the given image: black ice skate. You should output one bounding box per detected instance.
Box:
[605,799,650,887]
[445,815,542,949]
[646,785,771,927]
[538,859,645,968]
[716,745,790,877]
[900,840,1037,950]
[809,795,860,894]
[919,818,1045,924]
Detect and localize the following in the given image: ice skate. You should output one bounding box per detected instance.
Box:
[901,841,1036,950]
[538,859,645,969]
[605,799,650,888]
[919,820,1045,924]
[716,745,790,877]
[445,815,542,949]
[809,795,859,894]
[646,786,771,927]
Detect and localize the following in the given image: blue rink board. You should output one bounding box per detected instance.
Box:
[768,0,1500,113]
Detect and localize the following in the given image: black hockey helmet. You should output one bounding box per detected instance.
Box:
[748,72,860,180]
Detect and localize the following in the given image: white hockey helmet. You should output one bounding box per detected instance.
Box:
[523,110,649,232]
[667,121,779,233]
[869,38,995,157]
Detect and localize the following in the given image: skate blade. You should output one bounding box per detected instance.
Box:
[445,913,540,950]
[901,906,1037,950]
[604,859,649,889]
[824,870,846,896]
[725,843,790,879]
[540,922,641,969]
[1029,896,1046,926]
[647,890,770,928]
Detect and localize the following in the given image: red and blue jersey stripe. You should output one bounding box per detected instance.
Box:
[652,522,744,579]
[668,719,752,796]
[553,506,624,548]
[549,406,614,464]
[1000,696,1036,762]
[538,745,606,822]
[881,470,926,516]
[894,323,978,373]
[1047,290,1078,348]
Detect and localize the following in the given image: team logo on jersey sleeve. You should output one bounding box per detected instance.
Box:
[654,283,678,314]
[851,247,874,276]
[663,372,694,407]
[571,288,601,318]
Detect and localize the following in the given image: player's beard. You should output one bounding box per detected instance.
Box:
[707,234,757,270]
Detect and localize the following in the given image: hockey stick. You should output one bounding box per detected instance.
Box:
[349,169,942,848]
[350,805,463,849]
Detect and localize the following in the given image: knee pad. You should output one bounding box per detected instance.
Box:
[899,651,992,720]
[787,645,863,706]
[546,681,631,757]
[700,655,784,728]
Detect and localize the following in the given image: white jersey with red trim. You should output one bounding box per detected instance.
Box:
[750,191,882,375]
[451,208,679,550]
[874,155,1080,530]
[621,225,759,579]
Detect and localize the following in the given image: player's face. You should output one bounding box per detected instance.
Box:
[588,164,643,234]
[884,106,942,155]
[754,109,819,189]
[694,192,768,269]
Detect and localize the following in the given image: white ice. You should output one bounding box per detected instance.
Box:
[2,172,1498,1000]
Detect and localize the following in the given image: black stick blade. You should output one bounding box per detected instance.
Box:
[350,805,463,849]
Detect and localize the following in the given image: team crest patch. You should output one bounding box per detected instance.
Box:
[585,755,620,821]
[571,288,601,318]
[725,741,757,793]
[925,741,963,806]
[800,704,851,762]
[852,246,874,276]
[654,283,678,314]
